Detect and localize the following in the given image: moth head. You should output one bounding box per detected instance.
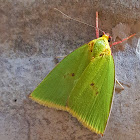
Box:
[100,33,112,42]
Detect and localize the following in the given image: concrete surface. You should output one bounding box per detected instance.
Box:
[0,0,140,140]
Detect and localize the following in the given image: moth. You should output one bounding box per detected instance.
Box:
[29,10,135,135]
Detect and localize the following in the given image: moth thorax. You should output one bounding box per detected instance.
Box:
[88,38,111,57]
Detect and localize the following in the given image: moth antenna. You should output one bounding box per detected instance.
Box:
[54,8,105,34]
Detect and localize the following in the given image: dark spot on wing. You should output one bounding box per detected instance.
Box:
[71,73,75,76]
[99,53,104,56]
[64,73,75,78]
[90,82,99,95]
[90,83,94,86]
[96,92,98,95]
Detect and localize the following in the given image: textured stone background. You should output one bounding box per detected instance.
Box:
[0,0,140,140]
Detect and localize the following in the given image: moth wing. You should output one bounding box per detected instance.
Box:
[30,44,93,110]
[67,55,115,134]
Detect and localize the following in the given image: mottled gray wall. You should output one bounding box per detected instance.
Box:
[0,0,140,140]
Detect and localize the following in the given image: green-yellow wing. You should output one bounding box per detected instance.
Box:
[67,55,115,135]
[30,44,93,110]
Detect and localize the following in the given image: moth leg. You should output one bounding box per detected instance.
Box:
[116,79,124,89]
[96,11,99,38]
[110,34,136,47]
[56,55,67,58]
